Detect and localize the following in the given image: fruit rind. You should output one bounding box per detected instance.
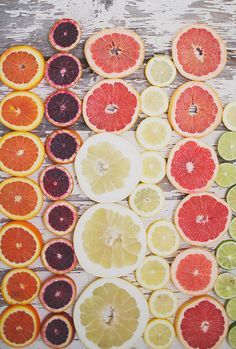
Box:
[49,18,81,51]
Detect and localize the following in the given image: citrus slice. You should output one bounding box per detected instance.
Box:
[1,268,40,305]
[0,45,45,90]
[223,101,236,131]
[215,163,236,187]
[0,91,44,131]
[129,183,165,217]
[73,203,146,277]
[0,221,43,268]
[216,240,236,270]
[229,217,236,240]
[147,220,180,257]
[74,133,141,203]
[0,177,43,220]
[149,289,178,318]
[0,304,40,347]
[227,185,236,212]
[141,86,169,116]
[226,297,236,320]
[145,55,176,87]
[218,131,236,161]
[144,319,175,349]
[49,18,81,51]
[135,255,170,290]
[141,151,166,184]
[136,117,172,150]
[73,277,149,349]
[228,323,236,349]
[214,272,236,299]
[0,131,45,177]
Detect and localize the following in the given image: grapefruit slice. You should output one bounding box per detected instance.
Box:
[84,27,145,78]
[175,295,228,349]
[168,81,222,137]
[175,192,231,246]
[171,247,218,295]
[49,18,81,51]
[0,45,45,90]
[172,24,227,81]
[83,79,140,134]
[167,138,218,193]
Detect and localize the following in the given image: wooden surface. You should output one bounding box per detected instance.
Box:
[0,0,236,348]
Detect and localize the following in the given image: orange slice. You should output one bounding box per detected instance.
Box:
[0,91,44,131]
[0,45,45,90]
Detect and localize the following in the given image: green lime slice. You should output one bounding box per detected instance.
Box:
[218,132,236,161]
[226,297,236,320]
[229,217,236,240]
[214,272,236,299]
[216,240,236,269]
[215,163,236,187]
[228,322,236,349]
[227,185,236,212]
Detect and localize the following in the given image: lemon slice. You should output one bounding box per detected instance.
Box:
[73,203,146,277]
[218,132,236,161]
[141,151,166,184]
[223,101,236,131]
[141,86,169,116]
[136,117,172,151]
[145,55,176,87]
[129,183,165,217]
[215,163,236,187]
[147,220,180,257]
[135,255,170,290]
[73,277,149,349]
[227,185,236,212]
[149,289,178,318]
[144,319,175,349]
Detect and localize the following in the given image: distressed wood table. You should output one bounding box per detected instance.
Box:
[0,0,236,348]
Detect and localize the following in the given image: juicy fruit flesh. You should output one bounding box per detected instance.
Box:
[47,55,80,86]
[142,153,165,183]
[151,293,175,316]
[218,132,236,161]
[45,242,75,271]
[215,273,236,299]
[216,241,236,269]
[133,187,161,213]
[227,185,236,212]
[45,318,69,345]
[43,280,73,309]
[47,91,80,124]
[150,225,178,253]
[5,271,38,302]
[53,22,79,48]
[49,132,78,160]
[150,60,173,84]
[228,324,236,349]
[146,321,173,347]
[215,163,236,187]
[141,87,168,115]
[48,205,74,231]
[42,168,70,198]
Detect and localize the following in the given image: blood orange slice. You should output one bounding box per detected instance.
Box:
[49,18,81,51]
[85,28,145,78]
[175,295,228,349]
[168,81,222,137]
[175,193,231,246]
[83,79,140,133]
[172,24,227,81]
[167,138,218,193]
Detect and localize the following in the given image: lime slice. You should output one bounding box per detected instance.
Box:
[216,240,236,269]
[144,319,175,349]
[226,297,236,320]
[141,151,166,184]
[223,101,236,131]
[145,55,176,87]
[215,163,236,187]
[141,86,169,117]
[218,132,236,161]
[229,217,236,240]
[149,289,178,318]
[214,273,236,299]
[227,185,236,212]
[228,322,236,349]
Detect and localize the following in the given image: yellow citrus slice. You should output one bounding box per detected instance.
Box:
[223,101,236,131]
[149,289,178,318]
[141,86,169,116]
[141,151,166,184]
[144,319,175,349]
[145,55,176,87]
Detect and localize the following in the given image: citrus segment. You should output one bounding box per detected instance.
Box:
[144,319,175,349]
[141,86,169,117]
[214,273,236,299]
[215,163,236,187]
[223,101,236,131]
[145,55,176,87]
[227,185,236,212]
[149,289,178,318]
[141,151,166,184]
[216,240,236,269]
[218,131,236,161]
[226,298,236,321]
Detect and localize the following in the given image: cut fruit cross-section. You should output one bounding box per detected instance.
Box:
[140,151,166,184]
[218,131,236,161]
[214,273,236,299]
[145,55,176,87]
[144,319,175,349]
[141,86,169,117]
[215,163,236,188]
[149,289,178,318]
[223,101,236,131]
[49,18,81,51]
[216,240,236,270]
[227,185,236,213]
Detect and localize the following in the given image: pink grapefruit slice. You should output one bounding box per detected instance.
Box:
[83,79,140,134]
[84,28,145,78]
[172,24,227,81]
[174,193,232,246]
[167,138,218,193]
[168,81,222,137]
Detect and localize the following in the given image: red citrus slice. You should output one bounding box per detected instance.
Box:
[167,138,218,193]
[175,193,232,246]
[175,295,228,349]
[168,81,222,137]
[84,28,145,78]
[49,18,81,51]
[172,24,227,81]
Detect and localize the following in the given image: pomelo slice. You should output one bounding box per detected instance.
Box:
[145,55,176,87]
[214,272,236,299]
[140,151,166,184]
[141,86,169,117]
[218,131,236,161]
[172,24,227,81]
[49,18,81,51]
[227,185,236,212]
[149,289,178,318]
[84,28,145,78]
[215,163,236,187]
[174,192,231,246]
[167,138,218,193]
[144,319,175,349]
[83,79,140,134]
[223,101,236,131]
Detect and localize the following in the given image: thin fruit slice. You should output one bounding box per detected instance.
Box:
[228,323,236,349]
[0,45,45,90]
[84,27,145,78]
[0,91,44,131]
[167,138,218,193]
[129,183,165,217]
[216,240,236,270]
[1,268,40,305]
[73,277,149,349]
[0,131,45,176]
[144,319,175,349]
[74,133,141,203]
[215,163,236,187]
[223,101,236,131]
[39,275,76,313]
[46,129,83,164]
[172,24,227,81]
[43,201,78,236]
[49,18,81,51]
[39,165,74,201]
[73,203,146,277]
[83,79,140,134]
[145,55,176,87]
[141,151,166,184]
[45,52,82,89]
[229,217,236,240]
[147,220,180,257]
[214,273,236,299]
[227,185,236,212]
[175,295,228,349]
[171,247,218,295]
[168,81,222,137]
[174,193,231,246]
[41,238,77,274]
[226,297,236,321]
[0,177,43,220]
[218,131,236,160]
[141,86,169,117]
[0,221,43,268]
[149,289,178,318]
[136,117,172,150]
[0,304,40,348]
[135,255,170,290]
[45,89,82,127]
